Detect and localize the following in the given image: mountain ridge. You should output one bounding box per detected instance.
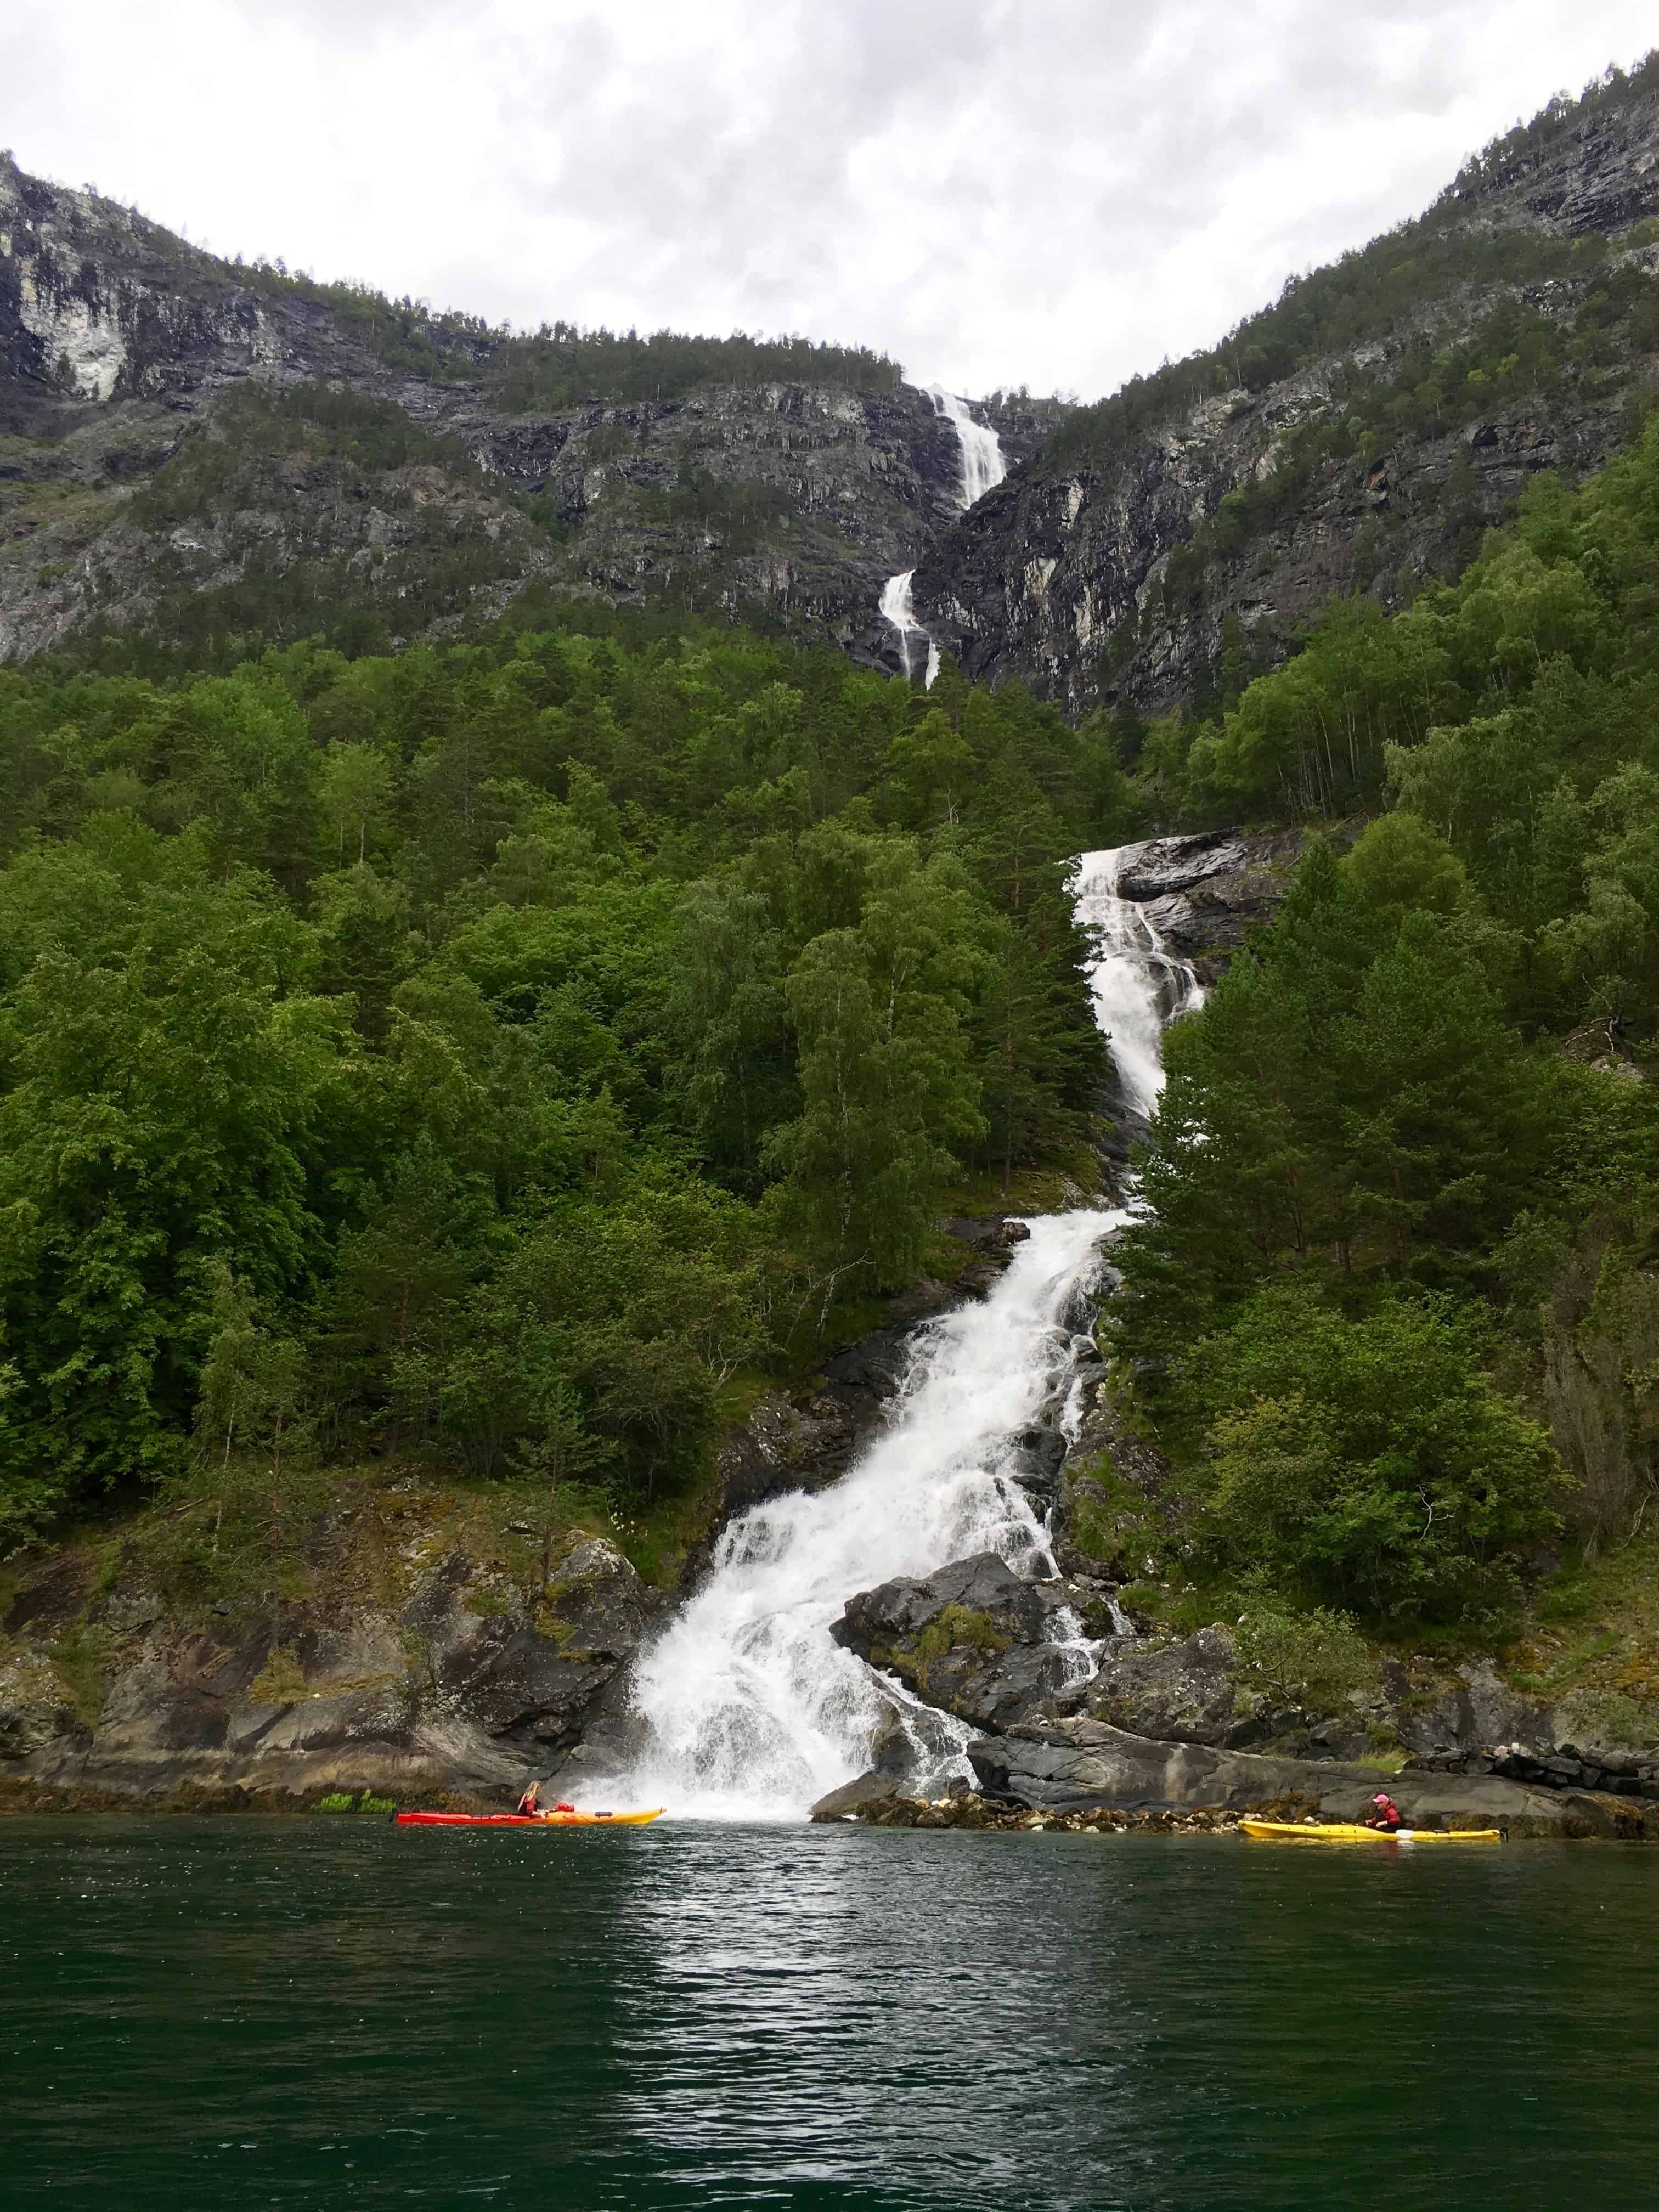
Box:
[0,155,1052,669]
[4,57,1659,699]
[913,54,1659,718]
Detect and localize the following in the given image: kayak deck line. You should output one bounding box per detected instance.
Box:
[1240,1819,1502,1844]
[394,1808,666,1829]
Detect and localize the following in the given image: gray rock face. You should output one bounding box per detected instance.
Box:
[7,1534,662,1802]
[0,155,1053,668]
[405,1537,661,1758]
[1390,1656,1559,1762]
[1082,1626,1261,1748]
[0,1644,75,1758]
[912,81,1659,719]
[1112,830,1311,971]
[964,1715,1647,1836]
[831,1551,1087,1734]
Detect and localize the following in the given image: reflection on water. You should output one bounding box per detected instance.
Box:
[4,1818,1656,2208]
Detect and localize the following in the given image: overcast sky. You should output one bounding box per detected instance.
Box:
[8,2,1656,401]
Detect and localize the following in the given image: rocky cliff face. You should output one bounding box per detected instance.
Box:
[0,156,1048,667]
[0,1516,662,1805]
[912,69,1659,717]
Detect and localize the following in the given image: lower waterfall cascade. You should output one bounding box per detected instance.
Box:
[878,383,1007,691]
[601,844,1186,1820]
[877,569,939,688]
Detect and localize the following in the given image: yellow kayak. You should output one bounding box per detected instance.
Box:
[1241,1819,1500,1844]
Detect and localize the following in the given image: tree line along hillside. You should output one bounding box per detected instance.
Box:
[0,618,1130,1565]
[1095,406,1659,1644]
[220,252,904,406]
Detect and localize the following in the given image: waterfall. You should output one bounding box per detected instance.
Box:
[1071,845,1205,1125]
[878,385,1007,690]
[597,845,1184,1821]
[925,382,1006,509]
[878,569,940,689]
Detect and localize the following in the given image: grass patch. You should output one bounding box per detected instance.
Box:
[315,1788,396,1814]
[249,1644,307,1706]
[49,1624,112,1728]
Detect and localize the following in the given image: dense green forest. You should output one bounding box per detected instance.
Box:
[0,614,1122,1553]
[1102,410,1659,1630]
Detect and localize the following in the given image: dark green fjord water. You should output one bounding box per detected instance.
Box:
[3,1819,1655,2210]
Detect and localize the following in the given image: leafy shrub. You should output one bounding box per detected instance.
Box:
[316,1788,396,1814]
[1232,1595,1374,1709]
[1188,1285,1565,1620]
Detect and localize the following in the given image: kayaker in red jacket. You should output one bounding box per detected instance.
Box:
[1364,1791,1403,1832]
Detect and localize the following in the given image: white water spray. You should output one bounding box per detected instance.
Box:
[601,846,1184,1821]
[878,569,940,689]
[1071,847,1205,1124]
[878,384,1007,690]
[926,382,1006,509]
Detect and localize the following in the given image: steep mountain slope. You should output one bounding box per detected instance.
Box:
[0,155,1050,668]
[912,57,1659,718]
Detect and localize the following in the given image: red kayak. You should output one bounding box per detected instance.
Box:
[394,1808,664,1827]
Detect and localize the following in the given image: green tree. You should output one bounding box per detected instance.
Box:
[1190,1285,1564,1619]
[315,741,395,867]
[767,850,985,1297]
[665,880,794,1191]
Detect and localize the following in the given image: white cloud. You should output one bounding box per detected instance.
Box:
[6,0,1655,398]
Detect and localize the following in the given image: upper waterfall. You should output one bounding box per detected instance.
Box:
[595,845,1185,1821]
[878,384,1007,689]
[926,382,1006,508]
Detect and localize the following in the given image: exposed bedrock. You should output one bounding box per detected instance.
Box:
[3,1535,661,1803]
[958,1717,1658,1838]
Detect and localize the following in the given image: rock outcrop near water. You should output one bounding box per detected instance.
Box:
[829,1551,1086,1735]
[911,71,1659,718]
[1,1526,661,1803]
[955,1716,1658,1839]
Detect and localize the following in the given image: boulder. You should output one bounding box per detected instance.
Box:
[1083,1626,1260,1748]
[831,1551,1084,1734]
[808,1770,909,1821]
[834,1551,1052,1651]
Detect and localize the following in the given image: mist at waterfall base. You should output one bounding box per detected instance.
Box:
[606,848,1195,1822]
[878,383,1005,689]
